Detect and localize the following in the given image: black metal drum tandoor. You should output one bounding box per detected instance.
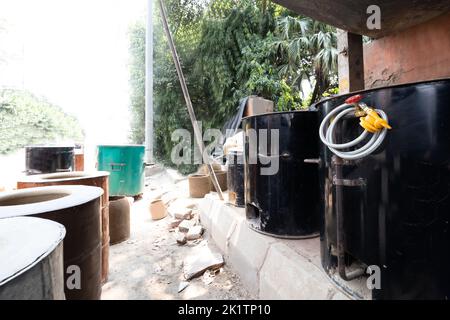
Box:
[315,79,450,300]
[242,111,320,238]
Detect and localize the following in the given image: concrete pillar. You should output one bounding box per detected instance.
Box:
[337,30,364,93]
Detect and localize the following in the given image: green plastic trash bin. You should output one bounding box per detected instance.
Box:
[97,145,145,197]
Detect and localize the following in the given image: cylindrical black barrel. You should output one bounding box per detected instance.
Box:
[242,111,320,238]
[315,79,450,300]
[227,149,245,207]
[25,145,74,175]
[0,217,66,300]
[0,185,103,300]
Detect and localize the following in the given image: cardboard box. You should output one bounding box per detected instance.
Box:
[245,96,274,117]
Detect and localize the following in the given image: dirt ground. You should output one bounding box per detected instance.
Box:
[101,173,253,300]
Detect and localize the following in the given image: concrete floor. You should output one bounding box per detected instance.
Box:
[101,176,253,300]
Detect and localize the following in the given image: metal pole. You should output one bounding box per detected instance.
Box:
[145,0,154,164]
[158,0,224,200]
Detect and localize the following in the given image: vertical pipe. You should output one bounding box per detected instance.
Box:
[334,156,365,281]
[145,0,154,164]
[158,0,224,200]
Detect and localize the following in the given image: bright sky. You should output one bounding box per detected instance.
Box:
[0,0,146,151]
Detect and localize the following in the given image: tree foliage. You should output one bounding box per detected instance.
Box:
[128,0,338,173]
[0,89,84,154]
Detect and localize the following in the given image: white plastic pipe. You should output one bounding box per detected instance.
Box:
[319,103,389,160]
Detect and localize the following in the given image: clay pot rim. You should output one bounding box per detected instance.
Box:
[0,185,104,217]
[0,216,65,286]
[189,174,210,179]
[17,171,110,183]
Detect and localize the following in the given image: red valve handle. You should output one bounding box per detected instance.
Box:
[345,94,363,104]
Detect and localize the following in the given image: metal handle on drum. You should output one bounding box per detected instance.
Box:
[110,162,126,172]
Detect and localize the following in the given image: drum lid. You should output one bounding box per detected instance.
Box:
[0,216,65,286]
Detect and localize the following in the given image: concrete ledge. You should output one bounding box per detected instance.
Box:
[210,202,240,254]
[199,194,350,300]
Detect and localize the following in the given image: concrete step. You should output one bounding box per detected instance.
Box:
[198,194,351,300]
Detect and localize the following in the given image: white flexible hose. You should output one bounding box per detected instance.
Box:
[319,103,389,160]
